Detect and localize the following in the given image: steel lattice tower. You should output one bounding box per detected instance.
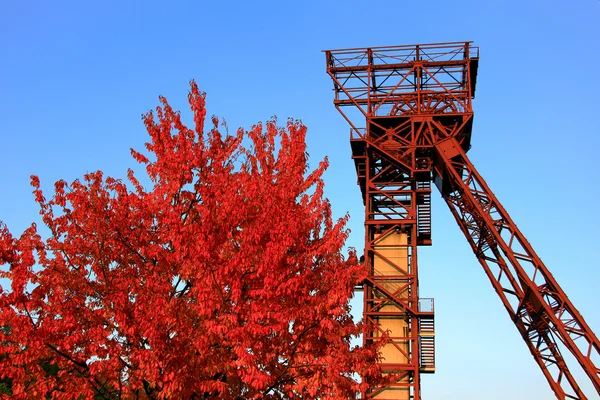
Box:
[325,42,600,400]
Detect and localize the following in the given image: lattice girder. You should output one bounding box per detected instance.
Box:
[434,137,600,398]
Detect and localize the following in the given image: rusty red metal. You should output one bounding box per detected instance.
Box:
[325,42,600,399]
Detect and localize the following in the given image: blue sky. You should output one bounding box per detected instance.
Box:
[1,1,599,398]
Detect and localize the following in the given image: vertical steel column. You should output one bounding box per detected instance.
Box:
[361,148,423,399]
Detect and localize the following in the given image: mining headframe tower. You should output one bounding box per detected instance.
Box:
[324,41,600,400]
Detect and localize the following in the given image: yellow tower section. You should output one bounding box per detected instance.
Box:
[372,230,411,400]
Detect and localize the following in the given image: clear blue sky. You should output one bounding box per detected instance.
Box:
[1,1,599,398]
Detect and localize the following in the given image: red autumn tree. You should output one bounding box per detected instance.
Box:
[0,82,383,399]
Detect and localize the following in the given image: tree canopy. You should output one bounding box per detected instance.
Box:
[0,82,383,399]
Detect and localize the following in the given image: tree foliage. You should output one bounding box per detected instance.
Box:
[0,82,383,399]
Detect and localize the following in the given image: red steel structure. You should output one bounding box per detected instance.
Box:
[324,42,600,400]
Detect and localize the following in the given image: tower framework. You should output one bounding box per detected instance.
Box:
[324,42,600,400]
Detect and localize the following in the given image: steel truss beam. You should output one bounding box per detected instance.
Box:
[434,138,600,399]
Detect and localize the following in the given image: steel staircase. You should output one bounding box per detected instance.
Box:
[419,314,436,373]
[416,180,432,245]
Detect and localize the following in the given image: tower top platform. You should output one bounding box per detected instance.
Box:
[325,41,479,122]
